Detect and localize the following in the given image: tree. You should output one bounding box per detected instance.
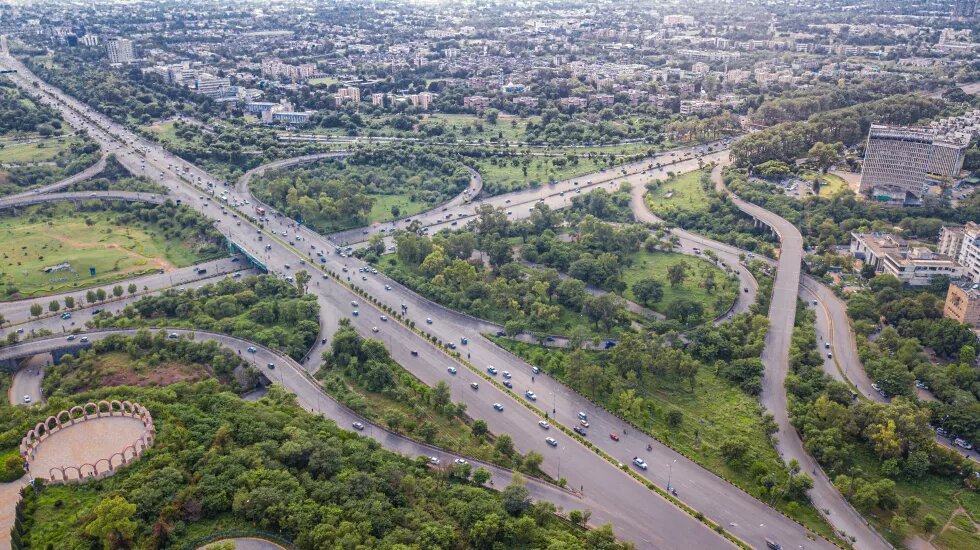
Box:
[901,496,923,519]
[294,270,311,293]
[29,303,42,317]
[666,409,684,429]
[494,433,515,457]
[64,296,75,309]
[501,474,531,515]
[631,278,664,307]
[666,298,704,325]
[127,283,137,294]
[431,381,451,410]
[84,495,138,549]
[472,467,491,486]
[86,290,97,304]
[807,141,844,173]
[922,514,939,533]
[522,451,544,475]
[96,288,107,301]
[390,205,401,218]
[48,300,60,312]
[113,285,123,298]
[556,278,587,310]
[583,294,621,329]
[471,419,489,439]
[666,263,687,287]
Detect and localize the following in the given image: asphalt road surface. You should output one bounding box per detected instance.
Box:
[3,153,106,200]
[0,48,848,549]
[0,328,726,550]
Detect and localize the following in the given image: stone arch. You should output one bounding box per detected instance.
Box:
[110,400,123,415]
[122,445,138,461]
[97,400,112,416]
[109,452,126,468]
[33,422,47,440]
[79,463,96,478]
[69,406,85,421]
[83,402,98,417]
[121,400,135,414]
[94,458,112,475]
[45,415,60,431]
[48,466,66,482]
[64,465,82,481]
[57,410,71,426]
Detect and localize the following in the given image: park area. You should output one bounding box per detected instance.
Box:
[644,169,710,215]
[0,137,85,164]
[621,251,738,321]
[0,208,206,300]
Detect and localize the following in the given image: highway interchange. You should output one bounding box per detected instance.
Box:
[0,44,903,549]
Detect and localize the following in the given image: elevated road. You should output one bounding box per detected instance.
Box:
[3,153,107,200]
[0,190,166,210]
[712,165,888,549]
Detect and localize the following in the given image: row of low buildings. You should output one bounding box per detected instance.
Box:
[850,222,980,328]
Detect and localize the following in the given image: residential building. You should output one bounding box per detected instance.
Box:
[463,95,491,111]
[939,222,980,283]
[680,100,721,115]
[418,92,433,110]
[943,282,980,329]
[850,232,964,285]
[271,111,313,124]
[858,125,971,204]
[80,34,99,47]
[663,15,695,27]
[106,38,135,64]
[559,97,587,109]
[334,86,361,107]
[371,93,385,107]
[590,93,615,107]
[691,62,710,75]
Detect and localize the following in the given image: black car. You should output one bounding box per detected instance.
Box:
[573,426,587,436]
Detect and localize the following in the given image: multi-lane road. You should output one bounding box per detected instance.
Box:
[0,44,889,549]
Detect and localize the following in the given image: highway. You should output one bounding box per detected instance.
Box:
[712,166,888,549]
[0,328,719,549]
[0,49,760,549]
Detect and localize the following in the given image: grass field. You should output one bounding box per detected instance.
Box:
[0,137,81,164]
[621,250,738,320]
[421,113,537,142]
[308,76,341,87]
[804,170,848,197]
[645,169,710,215]
[0,209,206,300]
[495,339,838,540]
[474,155,611,195]
[367,193,431,224]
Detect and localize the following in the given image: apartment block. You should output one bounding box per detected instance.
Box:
[943,282,980,329]
[334,86,361,107]
[106,38,135,64]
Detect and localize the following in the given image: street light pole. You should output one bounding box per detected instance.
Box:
[667,459,676,491]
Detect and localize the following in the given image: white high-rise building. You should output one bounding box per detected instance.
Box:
[106,38,135,64]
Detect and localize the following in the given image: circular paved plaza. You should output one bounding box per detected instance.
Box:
[29,416,147,481]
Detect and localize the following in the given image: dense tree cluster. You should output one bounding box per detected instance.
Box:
[65,154,168,193]
[13,381,627,549]
[730,94,942,167]
[94,275,320,360]
[749,79,917,126]
[42,330,253,397]
[252,145,470,233]
[0,77,66,134]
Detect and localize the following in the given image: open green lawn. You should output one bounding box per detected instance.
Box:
[803,170,848,197]
[645,169,710,215]
[935,513,980,550]
[421,113,537,142]
[0,209,207,300]
[367,193,431,224]
[495,338,838,541]
[474,155,610,195]
[308,76,341,87]
[621,250,738,320]
[0,137,82,164]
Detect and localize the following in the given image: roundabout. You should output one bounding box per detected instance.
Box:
[19,400,154,483]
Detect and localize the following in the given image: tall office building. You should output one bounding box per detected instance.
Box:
[858,125,969,205]
[106,38,135,64]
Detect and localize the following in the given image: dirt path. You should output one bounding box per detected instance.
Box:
[0,476,28,550]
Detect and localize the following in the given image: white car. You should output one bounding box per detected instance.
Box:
[372,326,379,333]
[545,437,557,447]
[632,457,648,470]
[538,420,550,430]
[23,395,31,404]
